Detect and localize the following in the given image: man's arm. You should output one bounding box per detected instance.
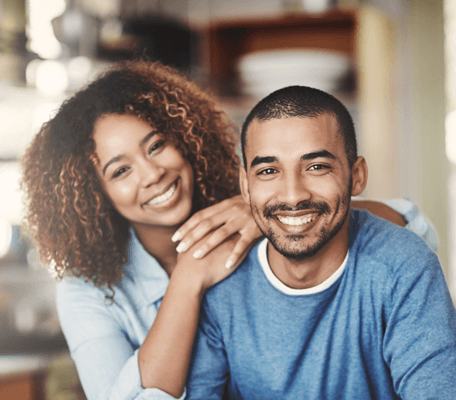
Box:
[352,199,407,226]
[352,198,439,252]
[383,249,456,399]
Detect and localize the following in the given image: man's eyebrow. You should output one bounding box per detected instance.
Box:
[250,156,278,168]
[102,130,157,176]
[300,150,336,161]
[249,150,336,169]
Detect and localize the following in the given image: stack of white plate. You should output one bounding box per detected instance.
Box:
[237,49,352,99]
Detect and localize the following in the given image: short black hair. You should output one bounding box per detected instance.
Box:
[241,85,357,168]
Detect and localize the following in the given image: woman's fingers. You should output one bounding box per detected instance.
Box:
[193,219,263,269]
[225,223,263,269]
[174,210,231,253]
[173,196,249,253]
[176,233,241,290]
[225,235,255,269]
[191,225,232,259]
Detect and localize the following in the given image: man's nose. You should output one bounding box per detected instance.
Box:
[138,159,165,187]
[279,170,311,207]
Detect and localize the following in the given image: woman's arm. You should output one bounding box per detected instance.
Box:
[137,233,247,398]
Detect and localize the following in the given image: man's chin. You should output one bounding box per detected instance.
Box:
[268,233,324,261]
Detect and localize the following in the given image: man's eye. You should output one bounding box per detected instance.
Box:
[258,168,276,175]
[308,164,329,171]
[148,140,165,154]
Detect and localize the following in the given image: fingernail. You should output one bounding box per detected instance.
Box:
[171,231,181,242]
[225,259,234,269]
[193,249,202,259]
[176,242,187,253]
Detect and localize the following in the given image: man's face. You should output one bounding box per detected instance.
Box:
[241,114,360,261]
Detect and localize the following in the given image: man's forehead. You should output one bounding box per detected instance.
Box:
[244,115,341,161]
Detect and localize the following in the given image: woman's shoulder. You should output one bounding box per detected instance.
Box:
[56,276,109,312]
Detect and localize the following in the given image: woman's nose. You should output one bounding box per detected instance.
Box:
[138,160,165,187]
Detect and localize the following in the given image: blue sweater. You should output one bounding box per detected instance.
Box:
[186,210,456,400]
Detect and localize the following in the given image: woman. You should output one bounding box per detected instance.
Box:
[22,59,262,400]
[21,60,435,400]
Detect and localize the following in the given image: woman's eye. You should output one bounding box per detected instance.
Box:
[112,166,129,179]
[148,140,165,154]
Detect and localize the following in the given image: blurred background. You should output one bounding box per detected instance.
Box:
[0,0,454,398]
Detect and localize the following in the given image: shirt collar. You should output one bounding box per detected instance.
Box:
[121,228,170,305]
[257,238,349,296]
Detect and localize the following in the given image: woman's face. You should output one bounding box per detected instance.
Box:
[93,113,194,232]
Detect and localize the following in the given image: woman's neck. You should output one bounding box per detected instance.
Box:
[132,224,179,276]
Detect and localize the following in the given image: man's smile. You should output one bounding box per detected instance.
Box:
[276,214,317,226]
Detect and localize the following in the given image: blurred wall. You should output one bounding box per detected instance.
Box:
[406,0,448,272]
[357,0,448,274]
[189,0,450,272]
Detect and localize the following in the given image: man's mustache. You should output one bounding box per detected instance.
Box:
[263,200,331,218]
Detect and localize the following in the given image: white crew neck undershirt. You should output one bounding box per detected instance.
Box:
[257,238,349,296]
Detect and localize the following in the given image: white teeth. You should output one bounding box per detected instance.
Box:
[277,215,315,226]
[146,182,176,206]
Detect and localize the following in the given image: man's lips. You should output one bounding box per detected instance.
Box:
[144,181,177,206]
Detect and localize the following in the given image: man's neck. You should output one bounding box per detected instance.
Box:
[266,216,351,290]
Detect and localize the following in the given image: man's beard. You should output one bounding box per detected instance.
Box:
[255,186,352,262]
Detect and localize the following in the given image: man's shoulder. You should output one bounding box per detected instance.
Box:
[350,209,438,269]
[205,241,263,299]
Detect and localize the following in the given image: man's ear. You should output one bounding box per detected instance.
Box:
[239,166,250,204]
[351,156,368,197]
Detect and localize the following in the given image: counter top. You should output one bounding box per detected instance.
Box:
[0,354,51,377]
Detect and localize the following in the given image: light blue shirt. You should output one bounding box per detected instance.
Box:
[56,198,439,400]
[57,229,183,400]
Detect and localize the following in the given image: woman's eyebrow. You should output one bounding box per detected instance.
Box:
[102,155,124,176]
[139,130,157,147]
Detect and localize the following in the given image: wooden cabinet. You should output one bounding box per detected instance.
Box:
[0,370,46,400]
[0,352,86,400]
[202,8,359,96]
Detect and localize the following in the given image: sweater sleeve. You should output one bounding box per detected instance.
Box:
[377,197,439,252]
[185,299,228,400]
[382,249,456,399]
[56,280,184,400]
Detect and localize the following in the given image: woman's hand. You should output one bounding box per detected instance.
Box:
[175,233,250,292]
[171,195,263,269]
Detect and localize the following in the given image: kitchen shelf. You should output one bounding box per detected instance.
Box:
[202,8,359,97]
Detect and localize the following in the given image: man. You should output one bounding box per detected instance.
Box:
[185,86,456,399]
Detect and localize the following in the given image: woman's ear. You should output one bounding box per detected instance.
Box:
[239,167,250,205]
[351,156,368,197]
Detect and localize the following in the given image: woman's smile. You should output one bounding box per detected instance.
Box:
[144,180,178,206]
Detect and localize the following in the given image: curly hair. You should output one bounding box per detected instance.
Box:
[21,60,240,294]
